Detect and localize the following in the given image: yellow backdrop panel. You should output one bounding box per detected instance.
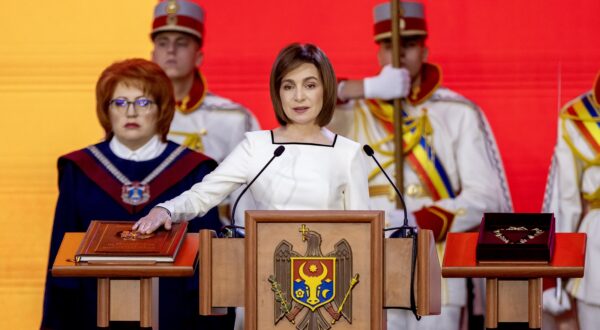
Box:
[0,1,154,328]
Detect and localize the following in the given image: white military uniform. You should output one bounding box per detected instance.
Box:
[169,92,259,163]
[159,129,371,221]
[167,71,260,226]
[330,63,512,330]
[543,77,600,330]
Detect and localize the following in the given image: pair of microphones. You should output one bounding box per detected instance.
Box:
[224,143,419,320]
[226,144,416,238]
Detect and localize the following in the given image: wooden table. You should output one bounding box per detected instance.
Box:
[52,233,198,328]
[442,233,585,329]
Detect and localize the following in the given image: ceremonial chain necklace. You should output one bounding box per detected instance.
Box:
[493,226,544,244]
[88,145,185,205]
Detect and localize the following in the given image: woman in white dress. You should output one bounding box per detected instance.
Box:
[133,43,370,234]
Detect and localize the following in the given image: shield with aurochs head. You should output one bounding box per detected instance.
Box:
[291,257,335,311]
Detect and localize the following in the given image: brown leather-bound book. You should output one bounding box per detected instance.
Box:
[75,220,187,262]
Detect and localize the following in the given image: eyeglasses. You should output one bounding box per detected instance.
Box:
[109,97,156,114]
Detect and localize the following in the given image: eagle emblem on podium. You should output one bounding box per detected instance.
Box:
[269,225,359,329]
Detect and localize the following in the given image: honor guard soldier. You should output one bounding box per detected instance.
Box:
[150,0,260,226]
[151,0,259,160]
[329,2,513,329]
[543,71,600,329]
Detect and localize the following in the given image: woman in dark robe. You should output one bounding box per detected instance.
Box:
[41,58,231,329]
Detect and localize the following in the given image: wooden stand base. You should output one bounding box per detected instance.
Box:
[485,278,541,329]
[96,278,156,328]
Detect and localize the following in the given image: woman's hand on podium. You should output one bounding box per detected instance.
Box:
[542,287,572,316]
[133,207,173,234]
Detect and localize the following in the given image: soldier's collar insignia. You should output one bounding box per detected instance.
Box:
[176,69,206,114]
[408,62,442,106]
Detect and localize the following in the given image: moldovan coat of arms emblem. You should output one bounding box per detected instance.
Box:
[268,224,359,330]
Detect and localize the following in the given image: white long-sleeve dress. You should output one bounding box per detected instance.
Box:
[158,129,371,223]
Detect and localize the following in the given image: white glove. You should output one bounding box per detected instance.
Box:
[542,287,571,316]
[364,65,410,100]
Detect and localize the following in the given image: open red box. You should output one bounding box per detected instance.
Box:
[476,213,556,262]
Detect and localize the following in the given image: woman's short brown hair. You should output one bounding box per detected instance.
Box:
[270,43,337,127]
[96,58,175,141]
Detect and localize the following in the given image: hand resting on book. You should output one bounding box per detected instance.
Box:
[133,207,173,234]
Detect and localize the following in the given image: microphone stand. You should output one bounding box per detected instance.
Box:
[363,144,420,319]
[363,145,415,238]
[222,145,285,238]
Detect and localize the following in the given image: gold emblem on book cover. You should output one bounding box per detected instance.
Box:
[269,224,359,329]
[118,230,155,241]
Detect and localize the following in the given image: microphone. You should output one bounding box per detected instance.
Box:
[363,144,420,320]
[225,145,285,238]
[362,144,416,238]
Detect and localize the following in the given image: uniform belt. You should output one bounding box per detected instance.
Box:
[369,185,396,201]
[369,183,428,200]
[588,199,600,209]
[218,204,231,220]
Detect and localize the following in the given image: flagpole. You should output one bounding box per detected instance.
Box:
[391,0,404,208]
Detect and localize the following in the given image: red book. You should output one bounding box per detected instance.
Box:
[75,220,187,262]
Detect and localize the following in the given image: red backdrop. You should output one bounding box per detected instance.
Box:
[183,0,600,212]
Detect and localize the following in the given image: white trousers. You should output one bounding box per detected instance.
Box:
[578,299,600,330]
[234,307,244,330]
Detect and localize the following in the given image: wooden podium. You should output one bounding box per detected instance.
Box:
[52,233,199,328]
[442,233,586,330]
[199,210,442,330]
